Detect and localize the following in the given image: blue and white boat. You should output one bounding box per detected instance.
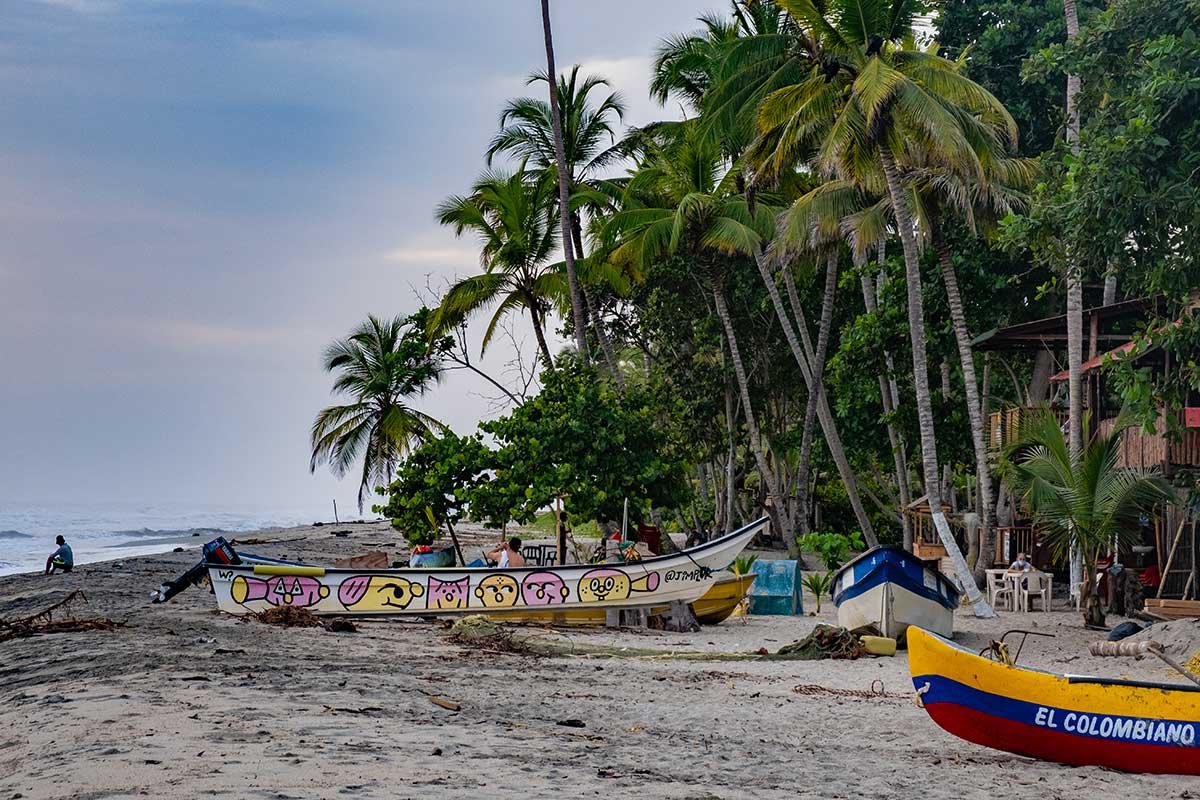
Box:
[831,546,961,641]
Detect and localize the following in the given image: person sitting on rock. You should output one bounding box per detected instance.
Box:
[45,535,73,575]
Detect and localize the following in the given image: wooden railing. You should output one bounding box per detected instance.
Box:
[1098,412,1200,471]
[987,408,1070,454]
[994,526,1036,567]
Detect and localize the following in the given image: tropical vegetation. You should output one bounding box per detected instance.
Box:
[312,0,1199,619]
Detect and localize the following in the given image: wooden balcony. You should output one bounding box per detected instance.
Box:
[1098,412,1200,473]
[987,408,1069,454]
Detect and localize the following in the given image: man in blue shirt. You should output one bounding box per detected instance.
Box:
[45,535,73,574]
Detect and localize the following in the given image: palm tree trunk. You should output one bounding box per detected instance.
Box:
[794,250,838,538]
[724,380,738,534]
[712,287,787,546]
[929,213,996,585]
[539,0,588,362]
[754,252,879,547]
[878,143,992,616]
[1064,0,1086,600]
[572,216,623,384]
[859,268,914,548]
[528,304,554,369]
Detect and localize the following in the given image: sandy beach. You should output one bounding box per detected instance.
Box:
[2,523,1197,800]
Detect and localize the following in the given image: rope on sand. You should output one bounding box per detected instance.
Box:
[792,680,904,700]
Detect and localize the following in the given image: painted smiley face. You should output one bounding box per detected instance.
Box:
[521,571,569,606]
[429,576,470,610]
[577,568,632,603]
[474,574,520,608]
[337,575,425,611]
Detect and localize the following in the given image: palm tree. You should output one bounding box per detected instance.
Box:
[754,0,1017,614]
[603,123,790,542]
[485,65,627,378]
[539,0,589,360]
[1063,0,1086,599]
[1004,413,1174,626]
[310,315,445,511]
[433,166,565,368]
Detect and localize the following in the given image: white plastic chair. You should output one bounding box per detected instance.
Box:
[986,570,1015,612]
[1021,572,1052,612]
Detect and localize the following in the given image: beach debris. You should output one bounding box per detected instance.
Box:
[1107,621,1144,641]
[776,625,866,660]
[323,618,358,633]
[322,705,384,715]
[447,614,522,652]
[333,551,388,569]
[0,590,120,642]
[859,635,897,657]
[556,718,586,728]
[254,606,320,627]
[792,681,904,700]
[429,696,461,712]
[1185,651,1200,677]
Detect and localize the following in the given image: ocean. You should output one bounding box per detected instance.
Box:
[0,501,338,577]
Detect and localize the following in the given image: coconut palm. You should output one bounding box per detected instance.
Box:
[753,0,1017,613]
[1003,412,1175,626]
[539,0,589,360]
[432,166,565,368]
[603,122,790,542]
[485,65,627,377]
[310,315,446,511]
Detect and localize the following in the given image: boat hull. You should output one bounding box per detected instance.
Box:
[205,518,766,618]
[832,546,959,641]
[908,626,1200,775]
[490,572,756,626]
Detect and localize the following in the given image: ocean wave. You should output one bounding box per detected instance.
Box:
[107,527,229,539]
[0,530,33,540]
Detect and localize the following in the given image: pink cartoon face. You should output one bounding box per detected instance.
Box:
[521,571,569,606]
[230,575,329,608]
[428,576,469,610]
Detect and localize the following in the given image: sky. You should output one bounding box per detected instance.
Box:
[0,0,703,515]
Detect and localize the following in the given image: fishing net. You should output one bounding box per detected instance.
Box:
[776,624,867,660]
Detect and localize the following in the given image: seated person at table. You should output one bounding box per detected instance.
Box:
[1007,553,1033,574]
[488,537,526,568]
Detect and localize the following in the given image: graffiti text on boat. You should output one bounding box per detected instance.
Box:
[664,566,714,582]
[1034,707,1197,745]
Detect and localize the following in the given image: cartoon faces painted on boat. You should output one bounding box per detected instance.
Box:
[337,575,425,611]
[230,574,330,608]
[577,568,661,603]
[521,571,569,606]
[474,574,520,608]
[428,576,470,610]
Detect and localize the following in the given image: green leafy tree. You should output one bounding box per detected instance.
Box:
[473,363,692,531]
[1003,412,1175,626]
[374,433,492,553]
[798,530,865,571]
[310,315,447,510]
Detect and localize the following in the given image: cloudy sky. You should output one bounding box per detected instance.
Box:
[0,0,703,515]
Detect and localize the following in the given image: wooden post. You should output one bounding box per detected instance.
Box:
[445,520,465,567]
[556,497,567,566]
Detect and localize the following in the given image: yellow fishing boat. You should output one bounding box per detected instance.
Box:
[490,571,756,626]
[908,626,1200,774]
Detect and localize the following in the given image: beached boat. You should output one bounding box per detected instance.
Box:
[204,517,767,617]
[831,546,960,640]
[908,626,1200,774]
[488,571,756,626]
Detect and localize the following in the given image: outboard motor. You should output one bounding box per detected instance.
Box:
[150,537,241,604]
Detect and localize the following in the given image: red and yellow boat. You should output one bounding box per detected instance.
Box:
[908,626,1200,774]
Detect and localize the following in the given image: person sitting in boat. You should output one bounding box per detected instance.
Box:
[45,535,73,575]
[488,537,525,568]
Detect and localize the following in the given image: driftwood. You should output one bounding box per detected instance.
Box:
[0,590,120,642]
[1089,639,1200,687]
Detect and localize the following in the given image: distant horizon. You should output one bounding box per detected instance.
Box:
[0,1,699,512]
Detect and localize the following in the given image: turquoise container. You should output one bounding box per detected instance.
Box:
[747,559,804,615]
